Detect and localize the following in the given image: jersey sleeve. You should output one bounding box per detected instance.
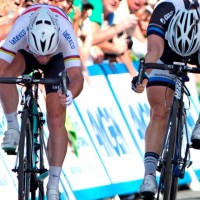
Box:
[59,19,81,69]
[0,16,28,63]
[147,2,175,39]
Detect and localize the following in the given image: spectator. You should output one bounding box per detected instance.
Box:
[96,0,137,77]
[76,0,138,77]
[55,0,136,76]
[0,0,25,42]
[35,0,50,3]
[23,0,34,7]
[77,0,104,79]
[51,0,74,14]
[136,4,153,37]
[114,0,148,58]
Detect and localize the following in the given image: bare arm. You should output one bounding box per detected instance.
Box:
[66,67,84,99]
[118,50,137,77]
[145,34,165,64]
[92,25,121,45]
[136,34,165,93]
[98,41,127,55]
[91,15,138,45]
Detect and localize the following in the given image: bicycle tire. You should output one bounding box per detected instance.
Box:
[169,105,185,199]
[38,124,45,200]
[32,108,47,200]
[18,109,33,200]
[162,100,179,200]
[30,101,47,200]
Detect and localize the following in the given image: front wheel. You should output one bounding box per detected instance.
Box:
[157,101,179,200]
[18,109,33,200]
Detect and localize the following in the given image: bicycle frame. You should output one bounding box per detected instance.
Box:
[137,59,199,200]
[31,80,48,176]
[0,69,69,200]
[12,75,48,200]
[156,72,192,200]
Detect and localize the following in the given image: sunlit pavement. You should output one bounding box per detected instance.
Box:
[177,190,200,200]
[104,188,200,200]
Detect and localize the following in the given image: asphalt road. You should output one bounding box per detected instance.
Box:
[115,187,200,200]
[177,190,200,200]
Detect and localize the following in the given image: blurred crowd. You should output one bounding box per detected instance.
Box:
[0,0,159,80]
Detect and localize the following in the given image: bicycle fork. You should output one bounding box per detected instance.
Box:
[32,100,48,181]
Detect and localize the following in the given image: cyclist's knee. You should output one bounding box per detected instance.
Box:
[150,105,169,122]
[47,111,65,127]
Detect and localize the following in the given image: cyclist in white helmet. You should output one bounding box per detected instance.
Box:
[28,7,60,56]
[131,0,200,198]
[0,4,83,200]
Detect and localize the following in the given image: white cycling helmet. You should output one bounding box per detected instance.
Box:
[167,8,200,57]
[27,7,60,56]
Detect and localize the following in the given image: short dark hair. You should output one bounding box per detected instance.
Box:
[82,0,94,10]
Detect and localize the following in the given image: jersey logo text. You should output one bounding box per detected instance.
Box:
[62,30,75,49]
[160,11,174,24]
[9,29,26,45]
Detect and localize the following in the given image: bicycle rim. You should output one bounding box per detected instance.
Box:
[18,109,33,200]
[26,118,34,200]
[163,101,179,200]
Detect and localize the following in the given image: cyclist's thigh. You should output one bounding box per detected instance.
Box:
[43,53,65,94]
[147,68,175,108]
[44,53,66,118]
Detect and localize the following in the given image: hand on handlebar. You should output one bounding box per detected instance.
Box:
[131,74,149,93]
[58,89,73,107]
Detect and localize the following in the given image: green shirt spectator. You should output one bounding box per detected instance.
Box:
[69,0,103,26]
[88,0,103,26]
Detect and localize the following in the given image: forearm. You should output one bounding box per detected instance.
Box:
[67,67,84,98]
[145,35,164,63]
[118,51,137,77]
[92,24,126,46]
[98,41,122,55]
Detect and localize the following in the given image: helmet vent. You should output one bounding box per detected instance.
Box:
[48,33,55,51]
[31,33,39,51]
[45,20,51,25]
[40,40,46,52]
[36,20,42,25]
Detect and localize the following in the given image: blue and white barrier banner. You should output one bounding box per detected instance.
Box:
[69,72,144,198]
[0,105,18,199]
[0,150,18,199]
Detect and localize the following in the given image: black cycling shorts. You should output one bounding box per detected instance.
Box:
[19,49,65,94]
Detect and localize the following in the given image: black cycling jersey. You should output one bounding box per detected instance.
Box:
[147,0,200,66]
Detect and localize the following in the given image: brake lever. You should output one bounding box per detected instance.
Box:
[61,70,69,97]
[137,58,146,85]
